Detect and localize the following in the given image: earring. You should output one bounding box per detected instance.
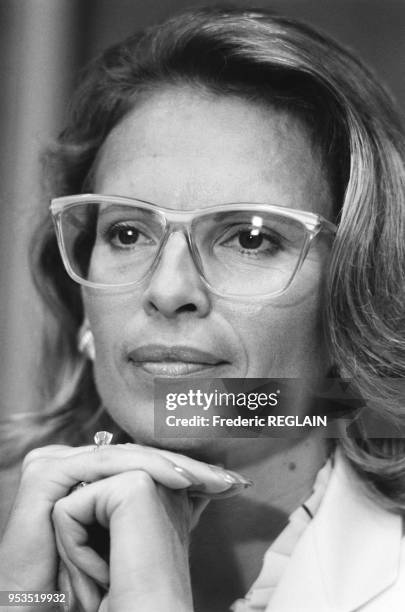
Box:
[78,319,96,361]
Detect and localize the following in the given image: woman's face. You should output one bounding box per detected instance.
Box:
[83,87,333,455]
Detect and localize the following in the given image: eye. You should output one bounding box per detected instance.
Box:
[111,223,139,245]
[237,229,266,250]
[104,222,152,249]
[219,225,283,256]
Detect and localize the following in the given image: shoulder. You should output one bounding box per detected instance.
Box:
[316,451,405,611]
[269,450,405,611]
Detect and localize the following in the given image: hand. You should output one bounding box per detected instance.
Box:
[53,470,198,612]
[0,443,252,609]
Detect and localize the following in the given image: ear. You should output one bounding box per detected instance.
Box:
[77,318,95,361]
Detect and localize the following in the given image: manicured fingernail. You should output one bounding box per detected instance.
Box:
[227,470,254,487]
[214,480,253,497]
[208,464,237,484]
[172,464,204,486]
[229,480,253,489]
[191,480,253,499]
[208,464,253,486]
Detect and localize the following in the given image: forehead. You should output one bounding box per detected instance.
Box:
[93,87,332,217]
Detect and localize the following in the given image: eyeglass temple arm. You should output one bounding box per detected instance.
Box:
[320,217,338,235]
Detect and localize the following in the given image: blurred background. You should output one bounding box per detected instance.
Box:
[0,0,404,419]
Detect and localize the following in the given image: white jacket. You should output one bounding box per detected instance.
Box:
[267,450,405,611]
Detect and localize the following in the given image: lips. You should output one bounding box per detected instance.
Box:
[128,344,228,376]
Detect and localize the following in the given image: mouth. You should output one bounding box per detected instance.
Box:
[127,344,229,377]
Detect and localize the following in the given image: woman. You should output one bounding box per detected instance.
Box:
[1,6,405,612]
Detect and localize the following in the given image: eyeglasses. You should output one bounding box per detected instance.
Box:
[50,194,337,298]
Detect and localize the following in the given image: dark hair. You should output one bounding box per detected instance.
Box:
[3,7,405,510]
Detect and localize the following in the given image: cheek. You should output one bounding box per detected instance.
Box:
[83,294,151,436]
[88,311,125,409]
[81,290,138,389]
[224,289,328,377]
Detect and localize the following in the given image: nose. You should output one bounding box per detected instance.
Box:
[142,231,211,319]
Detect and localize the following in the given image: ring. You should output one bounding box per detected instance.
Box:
[70,432,114,493]
[70,481,89,493]
[93,430,114,451]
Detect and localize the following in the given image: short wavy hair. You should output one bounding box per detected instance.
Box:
[2,7,405,510]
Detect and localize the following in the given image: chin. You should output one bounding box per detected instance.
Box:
[151,436,225,461]
[121,423,231,462]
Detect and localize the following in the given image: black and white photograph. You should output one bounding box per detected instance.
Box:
[0,1,404,611]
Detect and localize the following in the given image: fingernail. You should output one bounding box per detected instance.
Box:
[215,481,254,497]
[229,480,253,489]
[227,470,254,487]
[191,481,253,499]
[209,464,237,484]
[208,464,253,486]
[172,463,204,487]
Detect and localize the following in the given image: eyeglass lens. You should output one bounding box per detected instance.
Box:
[59,202,308,296]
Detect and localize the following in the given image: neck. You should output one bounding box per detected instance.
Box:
[190,433,329,612]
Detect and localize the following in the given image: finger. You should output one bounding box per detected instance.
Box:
[55,521,103,612]
[107,445,253,494]
[57,560,78,612]
[19,445,203,505]
[53,497,109,588]
[123,443,254,492]
[56,471,209,551]
[23,444,75,456]
[45,442,254,495]
[20,443,252,506]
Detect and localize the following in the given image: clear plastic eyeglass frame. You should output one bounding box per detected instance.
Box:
[50,193,337,299]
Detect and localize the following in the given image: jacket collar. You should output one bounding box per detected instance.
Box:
[267,448,403,612]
